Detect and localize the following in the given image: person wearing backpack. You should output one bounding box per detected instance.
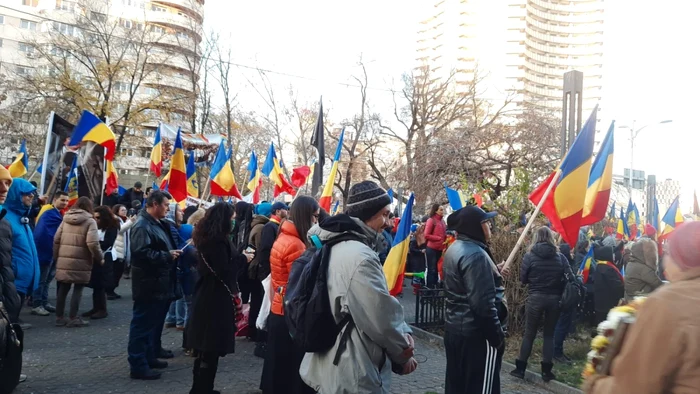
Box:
[510,226,568,382]
[260,196,319,394]
[299,181,417,394]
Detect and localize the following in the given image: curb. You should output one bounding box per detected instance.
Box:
[409,325,584,394]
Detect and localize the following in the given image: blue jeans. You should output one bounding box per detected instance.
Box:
[127,300,169,373]
[165,295,191,327]
[426,248,442,289]
[32,261,56,308]
[554,307,577,357]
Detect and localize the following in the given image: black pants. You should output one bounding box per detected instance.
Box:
[444,331,502,394]
[55,283,85,319]
[518,293,560,363]
[107,258,125,295]
[190,351,219,394]
[426,248,442,288]
[248,280,264,340]
[261,313,314,394]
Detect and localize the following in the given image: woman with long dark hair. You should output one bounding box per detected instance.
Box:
[185,203,251,394]
[233,201,256,307]
[261,195,319,394]
[107,204,135,299]
[511,226,568,382]
[83,205,119,319]
[424,203,446,288]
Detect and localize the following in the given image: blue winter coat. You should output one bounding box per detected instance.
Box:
[33,205,63,265]
[1,179,40,294]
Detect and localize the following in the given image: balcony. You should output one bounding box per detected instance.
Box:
[530,0,605,14]
[526,40,603,56]
[526,3,603,24]
[152,32,198,53]
[146,10,202,40]
[526,15,604,35]
[153,0,204,20]
[525,25,603,45]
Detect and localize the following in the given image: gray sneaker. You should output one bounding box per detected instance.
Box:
[31,306,50,316]
[66,318,90,328]
[44,303,56,313]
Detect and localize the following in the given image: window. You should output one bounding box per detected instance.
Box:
[0,39,3,48]
[53,22,75,36]
[151,5,166,12]
[144,87,158,95]
[22,0,40,6]
[114,81,130,92]
[91,12,107,23]
[19,42,34,54]
[55,0,75,12]
[121,19,133,29]
[50,46,66,56]
[0,15,4,24]
[20,19,38,30]
[176,31,189,40]
[149,25,165,33]
[15,66,33,76]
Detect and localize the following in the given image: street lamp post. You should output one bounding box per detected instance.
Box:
[620,120,673,193]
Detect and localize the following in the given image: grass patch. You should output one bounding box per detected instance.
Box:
[504,330,590,388]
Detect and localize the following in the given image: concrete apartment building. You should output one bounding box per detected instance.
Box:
[0,0,204,183]
[415,0,604,118]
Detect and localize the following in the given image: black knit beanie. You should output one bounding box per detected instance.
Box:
[345,181,392,222]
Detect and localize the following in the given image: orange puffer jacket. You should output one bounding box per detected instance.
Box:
[269,220,306,315]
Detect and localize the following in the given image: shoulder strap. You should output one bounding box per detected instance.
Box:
[199,252,237,308]
[332,315,354,366]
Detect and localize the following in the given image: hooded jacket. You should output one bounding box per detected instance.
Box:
[53,209,102,284]
[624,239,663,300]
[269,220,306,315]
[520,242,567,296]
[299,215,412,394]
[3,178,40,294]
[593,245,624,314]
[33,204,64,265]
[0,209,20,321]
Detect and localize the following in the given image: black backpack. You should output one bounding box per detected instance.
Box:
[284,234,360,364]
[559,254,585,311]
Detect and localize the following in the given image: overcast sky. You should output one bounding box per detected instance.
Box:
[204,0,699,210]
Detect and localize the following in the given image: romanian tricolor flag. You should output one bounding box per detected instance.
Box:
[626,199,638,240]
[659,196,684,240]
[262,143,295,197]
[209,140,242,199]
[69,110,116,160]
[246,150,262,204]
[616,206,629,240]
[529,106,598,247]
[609,202,616,220]
[64,155,79,207]
[445,184,467,210]
[150,124,163,177]
[318,129,345,211]
[384,193,415,296]
[651,197,660,233]
[581,122,614,225]
[8,140,29,178]
[105,159,119,196]
[330,200,340,216]
[578,247,594,284]
[186,152,198,197]
[166,127,188,202]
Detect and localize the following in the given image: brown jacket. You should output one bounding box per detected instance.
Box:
[53,209,103,284]
[624,239,663,300]
[589,266,700,394]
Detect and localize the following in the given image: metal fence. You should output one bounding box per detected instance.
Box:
[413,288,446,329]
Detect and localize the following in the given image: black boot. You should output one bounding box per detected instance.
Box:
[199,356,220,394]
[189,358,201,394]
[541,361,556,382]
[509,359,527,379]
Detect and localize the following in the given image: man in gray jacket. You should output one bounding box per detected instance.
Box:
[300,181,417,393]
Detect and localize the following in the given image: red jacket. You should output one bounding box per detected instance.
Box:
[269,220,306,315]
[424,215,446,250]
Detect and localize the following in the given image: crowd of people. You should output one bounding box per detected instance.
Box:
[1,162,698,394]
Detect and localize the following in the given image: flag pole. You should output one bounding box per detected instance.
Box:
[100,146,107,206]
[198,178,211,208]
[501,170,562,273]
[40,111,55,196]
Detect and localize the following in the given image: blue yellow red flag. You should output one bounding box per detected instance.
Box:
[262,143,295,197]
[69,110,116,160]
[444,183,467,211]
[578,247,594,284]
[384,193,415,296]
[651,197,660,232]
[209,141,242,199]
[245,150,261,204]
[529,106,598,247]
[8,139,29,178]
[581,122,614,225]
[659,196,684,240]
[186,152,198,197]
[319,129,345,211]
[105,159,119,196]
[166,127,188,202]
[64,155,79,206]
[150,124,163,177]
[609,202,616,220]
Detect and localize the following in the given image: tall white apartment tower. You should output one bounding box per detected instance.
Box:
[416,0,604,116]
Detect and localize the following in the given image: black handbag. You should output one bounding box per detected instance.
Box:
[0,301,23,394]
[559,260,585,311]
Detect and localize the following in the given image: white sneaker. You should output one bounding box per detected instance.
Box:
[31,306,50,316]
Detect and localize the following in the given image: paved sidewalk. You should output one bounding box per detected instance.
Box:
[15,280,549,394]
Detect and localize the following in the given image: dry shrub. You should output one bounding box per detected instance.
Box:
[491,231,529,335]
